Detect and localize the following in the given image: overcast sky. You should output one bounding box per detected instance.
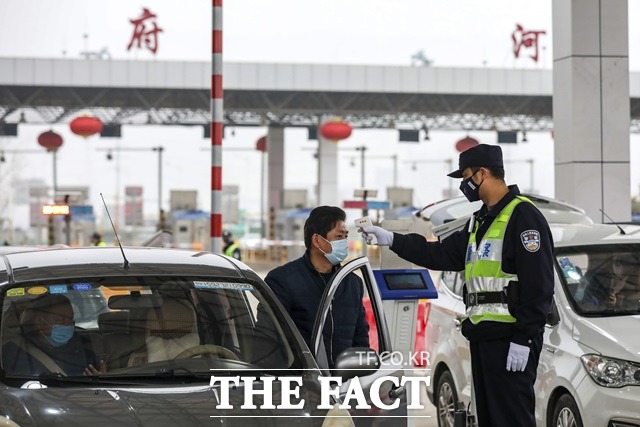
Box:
[1,0,639,235]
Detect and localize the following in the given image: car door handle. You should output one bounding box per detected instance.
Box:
[389,385,406,400]
[454,318,462,331]
[545,347,556,354]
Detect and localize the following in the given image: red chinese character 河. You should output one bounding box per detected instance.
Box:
[512,24,546,63]
[127,8,163,55]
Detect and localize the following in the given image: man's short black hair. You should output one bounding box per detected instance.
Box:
[304,206,346,250]
[485,166,505,181]
[480,166,504,181]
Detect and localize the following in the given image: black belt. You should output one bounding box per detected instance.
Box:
[465,291,508,307]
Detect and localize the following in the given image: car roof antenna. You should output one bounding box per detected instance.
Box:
[100,192,130,269]
[599,209,626,235]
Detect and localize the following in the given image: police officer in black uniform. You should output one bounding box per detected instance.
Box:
[360,144,554,427]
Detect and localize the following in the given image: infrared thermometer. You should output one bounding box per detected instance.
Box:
[354,216,373,229]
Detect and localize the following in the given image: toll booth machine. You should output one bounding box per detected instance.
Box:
[373,268,436,359]
[373,218,438,357]
[367,218,439,426]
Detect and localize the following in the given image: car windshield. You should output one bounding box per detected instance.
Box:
[0,276,299,380]
[556,244,640,316]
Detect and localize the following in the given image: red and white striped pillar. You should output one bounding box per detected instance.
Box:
[211,0,223,253]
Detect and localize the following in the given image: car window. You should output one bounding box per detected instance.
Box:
[556,244,640,316]
[312,261,389,369]
[0,276,300,380]
[441,270,464,297]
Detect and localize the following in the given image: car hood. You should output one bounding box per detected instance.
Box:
[0,381,324,426]
[572,315,640,362]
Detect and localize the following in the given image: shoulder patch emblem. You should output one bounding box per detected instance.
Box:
[521,230,541,252]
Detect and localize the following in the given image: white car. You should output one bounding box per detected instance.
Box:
[424,212,640,426]
[415,193,592,229]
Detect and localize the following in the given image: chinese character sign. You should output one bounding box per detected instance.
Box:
[127,7,163,55]
[512,24,546,63]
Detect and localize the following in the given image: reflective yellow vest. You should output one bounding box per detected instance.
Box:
[464,196,533,325]
[223,243,240,259]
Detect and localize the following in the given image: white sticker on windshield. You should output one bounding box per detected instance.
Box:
[49,285,68,294]
[193,281,254,291]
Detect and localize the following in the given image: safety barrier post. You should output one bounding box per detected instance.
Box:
[210,0,223,253]
[47,216,54,246]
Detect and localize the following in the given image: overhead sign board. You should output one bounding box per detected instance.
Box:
[344,200,392,210]
[367,201,391,210]
[70,205,93,216]
[343,200,367,209]
[42,204,70,215]
[125,185,144,226]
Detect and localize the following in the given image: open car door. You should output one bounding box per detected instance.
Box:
[311,256,409,425]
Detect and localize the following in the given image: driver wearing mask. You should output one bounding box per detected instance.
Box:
[608,254,640,309]
[264,206,369,366]
[3,294,106,376]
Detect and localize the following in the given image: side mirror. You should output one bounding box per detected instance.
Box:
[333,347,380,380]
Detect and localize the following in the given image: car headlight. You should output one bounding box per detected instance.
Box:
[581,354,640,388]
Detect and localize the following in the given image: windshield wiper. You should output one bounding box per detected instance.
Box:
[39,372,89,384]
[154,367,206,377]
[207,369,298,377]
[589,308,640,316]
[37,372,148,387]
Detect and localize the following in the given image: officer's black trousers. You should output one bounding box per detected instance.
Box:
[469,334,543,427]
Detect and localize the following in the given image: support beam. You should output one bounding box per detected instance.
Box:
[317,116,339,206]
[553,0,631,222]
[267,127,285,213]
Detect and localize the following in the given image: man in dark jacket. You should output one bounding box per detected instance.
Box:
[265,206,369,367]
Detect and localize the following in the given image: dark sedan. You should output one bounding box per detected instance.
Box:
[0,247,401,427]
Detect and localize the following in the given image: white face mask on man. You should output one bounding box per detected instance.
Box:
[318,236,349,265]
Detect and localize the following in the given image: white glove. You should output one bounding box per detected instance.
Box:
[360,226,394,246]
[506,342,530,372]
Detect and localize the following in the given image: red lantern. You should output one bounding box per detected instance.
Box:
[70,116,103,138]
[320,121,352,141]
[256,136,267,152]
[456,136,480,153]
[37,130,63,152]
